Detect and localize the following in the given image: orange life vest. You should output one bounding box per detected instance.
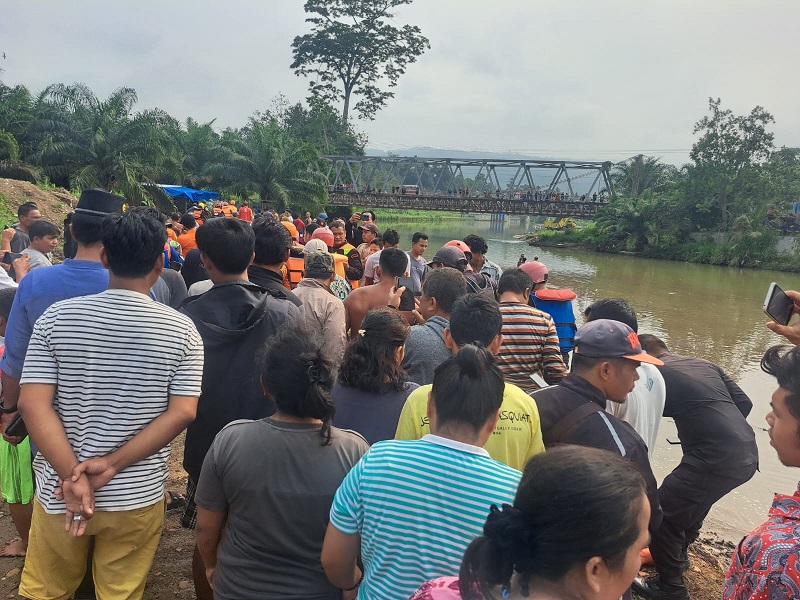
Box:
[334,243,360,289]
[286,256,305,290]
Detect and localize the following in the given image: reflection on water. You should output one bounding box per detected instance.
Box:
[389,216,798,539]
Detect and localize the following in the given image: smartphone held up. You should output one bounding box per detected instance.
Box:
[395,276,416,311]
[764,282,795,327]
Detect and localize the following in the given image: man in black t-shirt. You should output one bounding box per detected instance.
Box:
[633,335,758,600]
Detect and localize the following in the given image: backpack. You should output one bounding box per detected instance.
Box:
[464,271,497,301]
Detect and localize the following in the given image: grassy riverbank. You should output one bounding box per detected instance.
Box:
[528,226,800,273]
[376,208,480,222]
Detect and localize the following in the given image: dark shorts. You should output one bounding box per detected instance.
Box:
[180,477,198,529]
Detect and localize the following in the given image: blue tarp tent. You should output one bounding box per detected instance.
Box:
[156,185,220,213]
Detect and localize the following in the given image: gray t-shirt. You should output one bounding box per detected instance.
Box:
[407,252,428,292]
[195,418,369,600]
[10,229,30,253]
[21,247,52,271]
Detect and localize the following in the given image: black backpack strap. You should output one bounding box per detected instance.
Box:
[546,402,602,445]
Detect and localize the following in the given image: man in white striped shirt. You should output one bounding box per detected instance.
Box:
[16,207,204,600]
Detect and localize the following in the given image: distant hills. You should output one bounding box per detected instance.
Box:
[365,145,600,162]
[363,146,609,194]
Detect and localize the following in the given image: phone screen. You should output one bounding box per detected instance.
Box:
[764,282,794,326]
[396,277,416,311]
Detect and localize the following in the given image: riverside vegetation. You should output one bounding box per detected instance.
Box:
[527,98,800,272]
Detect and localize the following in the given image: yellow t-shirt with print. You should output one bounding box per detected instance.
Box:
[394,382,545,471]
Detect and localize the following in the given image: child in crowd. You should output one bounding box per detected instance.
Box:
[21,220,59,271]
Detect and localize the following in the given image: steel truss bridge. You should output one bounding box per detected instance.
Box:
[321,155,614,217]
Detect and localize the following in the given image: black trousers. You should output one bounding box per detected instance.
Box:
[648,461,757,584]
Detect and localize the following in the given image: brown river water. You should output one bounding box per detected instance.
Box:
[388,216,797,541]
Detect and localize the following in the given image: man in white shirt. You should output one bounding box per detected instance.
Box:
[586,298,666,457]
[16,207,204,600]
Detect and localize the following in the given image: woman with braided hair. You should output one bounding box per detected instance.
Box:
[193,328,369,600]
[412,445,651,600]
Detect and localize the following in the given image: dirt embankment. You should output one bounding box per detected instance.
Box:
[0,178,76,229]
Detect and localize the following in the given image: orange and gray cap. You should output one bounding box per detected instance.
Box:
[574,319,664,365]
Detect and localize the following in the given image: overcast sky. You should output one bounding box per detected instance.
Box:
[2,0,798,165]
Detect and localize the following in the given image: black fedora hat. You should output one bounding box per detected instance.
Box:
[74,189,126,217]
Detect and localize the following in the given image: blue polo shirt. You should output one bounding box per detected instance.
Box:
[0,259,109,378]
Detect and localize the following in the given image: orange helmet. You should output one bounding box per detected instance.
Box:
[445,240,472,257]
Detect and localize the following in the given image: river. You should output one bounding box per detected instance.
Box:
[386,216,796,541]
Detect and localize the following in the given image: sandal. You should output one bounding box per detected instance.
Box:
[165,490,186,511]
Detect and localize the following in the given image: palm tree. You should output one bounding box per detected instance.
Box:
[612,155,677,198]
[209,119,327,211]
[0,130,38,182]
[175,118,222,190]
[30,83,176,204]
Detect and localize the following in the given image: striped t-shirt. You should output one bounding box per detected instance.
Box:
[329,435,521,599]
[496,302,568,392]
[21,289,204,514]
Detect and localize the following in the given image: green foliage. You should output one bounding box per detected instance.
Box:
[0,129,39,182]
[689,97,775,230]
[612,155,678,198]
[208,119,327,212]
[0,193,18,228]
[30,84,177,205]
[640,231,789,269]
[0,75,365,214]
[291,0,430,122]
[256,95,365,156]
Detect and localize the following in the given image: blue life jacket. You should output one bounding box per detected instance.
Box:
[530,289,577,354]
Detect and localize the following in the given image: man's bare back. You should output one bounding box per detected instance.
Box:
[344,281,394,337]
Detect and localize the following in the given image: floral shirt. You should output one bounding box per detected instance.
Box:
[411,577,467,600]
[723,486,800,599]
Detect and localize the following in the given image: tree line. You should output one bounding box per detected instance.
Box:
[0,80,365,211]
[597,98,800,251]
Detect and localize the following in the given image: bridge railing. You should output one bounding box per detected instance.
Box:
[327,191,604,217]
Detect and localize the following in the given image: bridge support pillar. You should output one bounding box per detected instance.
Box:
[489,212,507,232]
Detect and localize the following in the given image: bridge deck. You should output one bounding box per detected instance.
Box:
[327,192,604,217]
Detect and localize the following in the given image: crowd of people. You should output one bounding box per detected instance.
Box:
[0,191,795,600]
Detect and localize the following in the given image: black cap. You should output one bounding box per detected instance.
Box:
[74,189,126,217]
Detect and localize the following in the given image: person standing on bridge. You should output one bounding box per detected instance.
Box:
[463,234,503,287]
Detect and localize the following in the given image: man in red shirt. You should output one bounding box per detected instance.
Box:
[238,202,253,224]
[292,212,306,238]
